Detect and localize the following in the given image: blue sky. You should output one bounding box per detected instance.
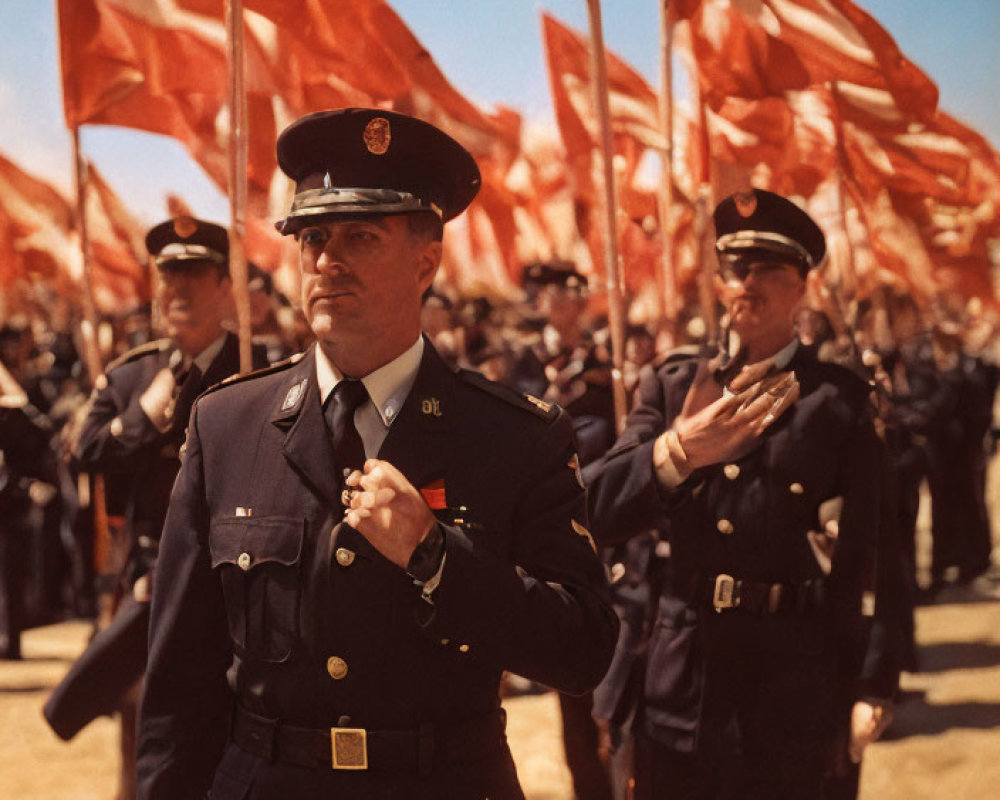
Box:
[0,0,997,227]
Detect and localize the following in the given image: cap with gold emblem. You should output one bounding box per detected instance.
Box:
[713,188,826,276]
[145,217,230,273]
[274,108,481,235]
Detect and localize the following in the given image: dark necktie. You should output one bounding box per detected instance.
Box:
[324,379,369,478]
[171,361,202,435]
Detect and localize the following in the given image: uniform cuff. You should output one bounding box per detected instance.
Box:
[406,522,446,582]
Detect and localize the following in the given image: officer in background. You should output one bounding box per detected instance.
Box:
[44,218,266,800]
[587,189,886,799]
[137,108,617,800]
[0,368,60,660]
[509,262,615,466]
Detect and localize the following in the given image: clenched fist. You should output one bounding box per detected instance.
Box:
[343,459,437,569]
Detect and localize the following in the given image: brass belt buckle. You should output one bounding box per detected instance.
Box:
[713,574,738,613]
[331,727,368,770]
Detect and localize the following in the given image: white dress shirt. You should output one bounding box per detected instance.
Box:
[314,336,424,458]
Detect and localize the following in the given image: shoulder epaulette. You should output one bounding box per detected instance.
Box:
[200,352,305,398]
[458,368,560,422]
[104,338,172,373]
[651,344,707,372]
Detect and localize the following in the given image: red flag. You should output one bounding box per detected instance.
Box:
[674,0,938,120]
[85,163,151,310]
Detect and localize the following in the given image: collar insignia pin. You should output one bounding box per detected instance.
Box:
[282,379,306,411]
[421,397,442,417]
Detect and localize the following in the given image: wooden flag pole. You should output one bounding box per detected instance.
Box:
[656,0,678,337]
[694,95,718,343]
[584,0,629,433]
[225,0,253,375]
[70,126,105,385]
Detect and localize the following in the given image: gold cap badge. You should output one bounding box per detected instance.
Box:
[173,215,198,238]
[734,191,757,218]
[363,117,391,155]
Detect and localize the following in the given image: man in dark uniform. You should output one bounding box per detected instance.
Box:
[587,189,885,799]
[0,387,60,660]
[44,218,264,799]
[508,261,617,800]
[509,261,615,465]
[924,321,996,589]
[137,108,617,800]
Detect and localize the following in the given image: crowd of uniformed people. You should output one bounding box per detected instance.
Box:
[0,108,997,800]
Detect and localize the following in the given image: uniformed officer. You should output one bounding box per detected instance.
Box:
[587,189,885,799]
[508,261,615,465]
[137,108,618,800]
[44,218,266,800]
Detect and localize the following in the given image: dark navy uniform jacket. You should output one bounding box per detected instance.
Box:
[137,340,617,800]
[76,331,258,560]
[43,333,263,742]
[587,346,882,755]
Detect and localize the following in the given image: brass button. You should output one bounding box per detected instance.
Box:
[335,548,355,567]
[789,482,804,495]
[716,519,734,535]
[458,644,470,653]
[327,656,348,680]
[723,464,740,480]
[109,417,124,437]
[237,552,252,571]
[440,638,450,646]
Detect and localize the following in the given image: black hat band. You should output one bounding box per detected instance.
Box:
[715,230,816,269]
[154,243,227,267]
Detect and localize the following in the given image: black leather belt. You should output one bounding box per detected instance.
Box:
[231,704,507,773]
[705,574,825,614]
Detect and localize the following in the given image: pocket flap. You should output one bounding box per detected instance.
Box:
[210,517,304,570]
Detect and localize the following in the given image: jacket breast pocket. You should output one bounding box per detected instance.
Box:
[209,516,305,664]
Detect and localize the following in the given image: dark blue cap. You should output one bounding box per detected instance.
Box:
[145,217,229,273]
[713,189,826,273]
[275,108,481,235]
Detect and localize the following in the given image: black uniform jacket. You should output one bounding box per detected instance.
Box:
[587,346,881,751]
[137,340,617,800]
[75,332,258,550]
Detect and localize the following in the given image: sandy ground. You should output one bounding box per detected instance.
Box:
[1,589,998,800]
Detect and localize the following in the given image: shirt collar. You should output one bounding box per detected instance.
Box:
[170,332,227,374]
[315,336,424,427]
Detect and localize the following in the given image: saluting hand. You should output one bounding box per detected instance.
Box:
[343,459,437,569]
[669,359,800,473]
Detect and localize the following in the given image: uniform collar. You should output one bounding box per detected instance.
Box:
[169,331,228,374]
[315,336,424,427]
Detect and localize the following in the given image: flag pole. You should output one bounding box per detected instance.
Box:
[656,0,678,339]
[693,91,718,343]
[70,126,105,384]
[225,0,253,374]
[584,0,628,433]
[71,125,117,632]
